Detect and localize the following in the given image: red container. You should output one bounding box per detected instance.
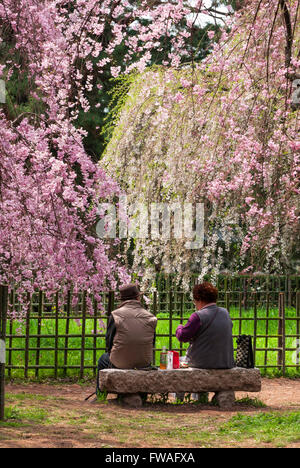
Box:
[172,351,180,369]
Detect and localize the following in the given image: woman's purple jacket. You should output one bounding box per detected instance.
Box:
[176,312,202,342]
[176,303,235,370]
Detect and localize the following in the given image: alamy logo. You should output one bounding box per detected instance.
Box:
[0,80,5,104]
[0,339,5,364]
[292,339,300,365]
[292,79,300,105]
[96,196,204,250]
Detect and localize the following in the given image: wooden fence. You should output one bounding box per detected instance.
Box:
[155,274,300,307]
[0,288,300,379]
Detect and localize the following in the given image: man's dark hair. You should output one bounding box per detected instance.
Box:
[193,282,218,303]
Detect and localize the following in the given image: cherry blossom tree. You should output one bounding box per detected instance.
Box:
[102,0,300,288]
[0,0,192,301]
[0,1,242,302]
[0,0,298,299]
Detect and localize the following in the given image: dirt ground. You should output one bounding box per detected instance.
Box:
[0,378,299,448]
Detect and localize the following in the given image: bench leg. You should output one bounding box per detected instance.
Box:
[176,392,185,402]
[212,391,235,409]
[192,392,209,403]
[119,393,143,408]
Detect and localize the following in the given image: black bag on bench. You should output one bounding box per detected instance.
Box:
[235,335,254,368]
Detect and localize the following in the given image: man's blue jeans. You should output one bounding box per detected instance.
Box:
[98,352,115,371]
[96,353,115,394]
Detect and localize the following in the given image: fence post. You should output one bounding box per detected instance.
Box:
[225,291,230,313]
[179,292,184,356]
[169,291,173,351]
[278,293,286,376]
[54,292,59,379]
[24,293,31,379]
[264,292,270,369]
[64,290,72,378]
[253,292,257,366]
[152,291,157,365]
[35,291,43,378]
[238,292,242,336]
[0,285,8,420]
[80,291,87,380]
[93,294,98,377]
[7,290,14,379]
[243,277,249,310]
[297,292,300,372]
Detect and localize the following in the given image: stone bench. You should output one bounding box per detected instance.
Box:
[98,367,262,408]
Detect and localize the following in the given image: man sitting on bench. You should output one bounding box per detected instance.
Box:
[97,284,157,373]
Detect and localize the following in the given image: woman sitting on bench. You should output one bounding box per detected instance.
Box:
[176,282,234,369]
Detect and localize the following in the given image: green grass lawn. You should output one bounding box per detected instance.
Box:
[217,411,300,447]
[4,306,300,379]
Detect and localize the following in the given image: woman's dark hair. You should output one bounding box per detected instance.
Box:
[193,282,218,303]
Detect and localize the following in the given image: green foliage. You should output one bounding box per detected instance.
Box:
[97,389,108,402]
[101,72,139,149]
[0,43,44,121]
[74,12,225,161]
[3,405,48,423]
[4,406,22,420]
[235,396,267,408]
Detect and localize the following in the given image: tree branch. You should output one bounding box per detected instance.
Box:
[279,0,293,67]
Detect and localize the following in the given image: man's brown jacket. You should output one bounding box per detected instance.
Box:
[108,300,157,369]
